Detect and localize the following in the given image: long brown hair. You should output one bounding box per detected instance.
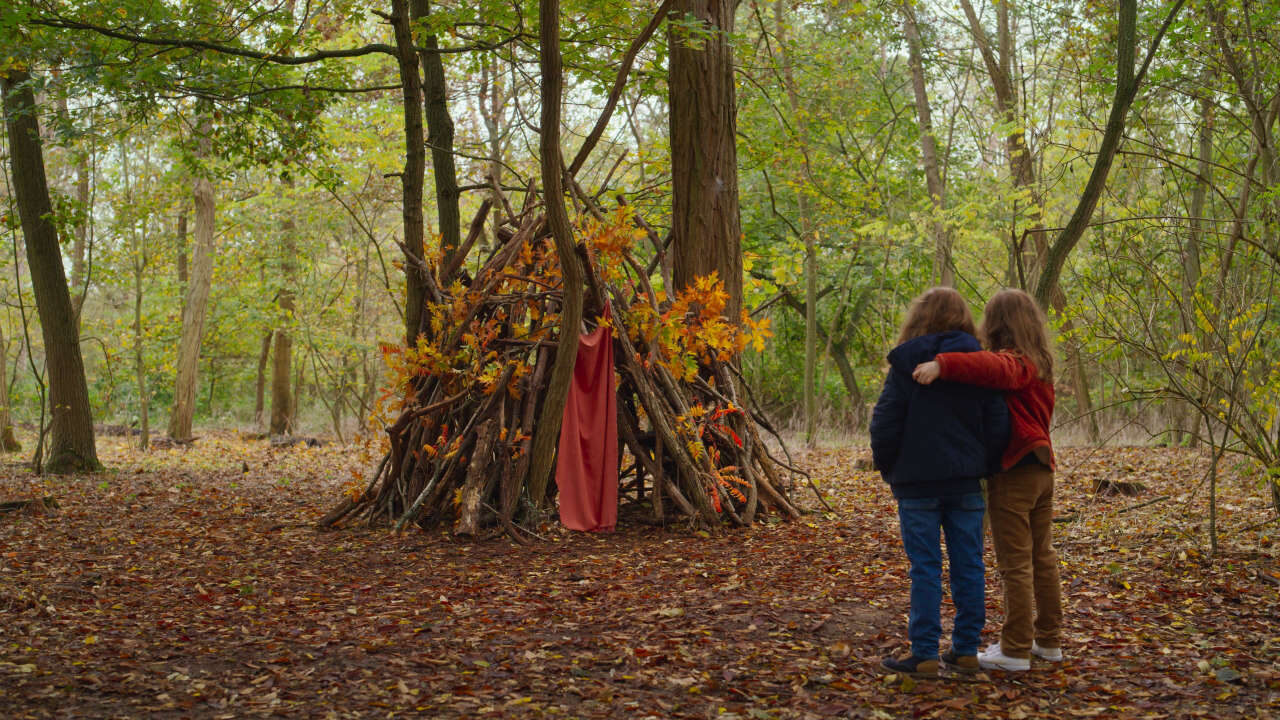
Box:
[979,289,1054,380]
[896,287,976,344]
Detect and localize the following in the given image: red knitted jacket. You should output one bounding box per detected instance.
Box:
[935,350,1055,471]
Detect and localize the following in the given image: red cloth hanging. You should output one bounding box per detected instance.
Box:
[554,318,618,532]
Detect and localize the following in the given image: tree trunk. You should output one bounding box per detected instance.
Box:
[0,329,20,452]
[168,115,217,442]
[829,339,866,428]
[270,313,294,435]
[1,69,100,473]
[1208,3,1280,262]
[771,282,869,424]
[1170,79,1213,447]
[900,0,953,287]
[134,254,150,451]
[771,1,818,445]
[53,75,91,327]
[410,0,462,272]
[292,351,304,425]
[70,147,90,325]
[254,330,272,426]
[669,0,744,321]
[958,0,1046,285]
[1183,88,1210,319]
[479,55,508,236]
[270,179,297,436]
[1054,305,1099,444]
[1027,0,1183,450]
[1034,0,1184,307]
[803,219,817,444]
[525,0,586,508]
[176,210,188,289]
[390,0,432,345]
[121,137,150,451]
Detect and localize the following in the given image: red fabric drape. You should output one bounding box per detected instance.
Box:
[554,320,618,532]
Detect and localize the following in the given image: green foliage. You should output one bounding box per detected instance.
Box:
[0,0,1274,515]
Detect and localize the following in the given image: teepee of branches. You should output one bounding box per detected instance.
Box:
[319,190,813,540]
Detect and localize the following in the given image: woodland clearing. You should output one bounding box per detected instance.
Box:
[0,434,1277,719]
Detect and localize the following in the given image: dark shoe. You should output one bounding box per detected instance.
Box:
[879,654,939,678]
[940,649,980,674]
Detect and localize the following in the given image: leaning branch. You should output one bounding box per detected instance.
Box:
[567,0,672,177]
[1033,0,1185,308]
[31,18,397,63]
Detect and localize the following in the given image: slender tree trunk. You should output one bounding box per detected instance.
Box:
[270,179,297,436]
[1,69,100,472]
[1209,3,1280,262]
[1184,91,1210,317]
[176,210,189,289]
[900,0,953,287]
[254,331,272,426]
[1035,0,1185,307]
[134,255,149,451]
[53,75,91,327]
[0,329,20,452]
[774,286,869,426]
[525,0,585,508]
[830,340,867,427]
[292,352,304,425]
[958,0,1102,439]
[391,0,429,345]
[1172,81,1213,447]
[670,0,744,321]
[771,1,819,444]
[1054,306,1099,444]
[1022,1,1181,447]
[803,223,818,443]
[479,54,508,237]
[958,0,1045,285]
[168,115,217,442]
[410,0,462,271]
[70,150,90,324]
[270,310,294,435]
[121,137,150,451]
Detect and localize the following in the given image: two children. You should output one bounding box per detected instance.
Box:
[869,288,1009,676]
[872,287,1063,675]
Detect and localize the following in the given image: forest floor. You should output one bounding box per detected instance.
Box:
[0,433,1277,719]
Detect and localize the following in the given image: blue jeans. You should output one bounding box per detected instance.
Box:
[896,492,986,659]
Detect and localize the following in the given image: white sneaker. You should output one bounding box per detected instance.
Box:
[978,643,1031,671]
[1032,641,1063,662]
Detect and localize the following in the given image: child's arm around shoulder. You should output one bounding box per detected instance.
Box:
[933,350,1037,390]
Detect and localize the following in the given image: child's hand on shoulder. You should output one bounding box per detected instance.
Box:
[913,361,940,385]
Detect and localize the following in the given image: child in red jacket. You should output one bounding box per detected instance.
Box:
[913,288,1063,671]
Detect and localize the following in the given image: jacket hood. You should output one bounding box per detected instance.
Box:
[887,331,980,375]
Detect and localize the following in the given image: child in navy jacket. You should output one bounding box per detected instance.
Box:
[870,287,1009,677]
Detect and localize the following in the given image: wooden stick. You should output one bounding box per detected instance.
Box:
[455,419,497,537]
[439,197,493,286]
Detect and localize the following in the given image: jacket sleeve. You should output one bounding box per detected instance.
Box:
[869,369,910,477]
[936,351,1037,390]
[982,391,1011,475]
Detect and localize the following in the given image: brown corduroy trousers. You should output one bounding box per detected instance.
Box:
[987,462,1063,659]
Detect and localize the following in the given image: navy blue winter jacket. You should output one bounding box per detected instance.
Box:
[869,331,1010,499]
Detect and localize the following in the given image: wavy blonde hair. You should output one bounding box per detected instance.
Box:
[979,289,1054,380]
